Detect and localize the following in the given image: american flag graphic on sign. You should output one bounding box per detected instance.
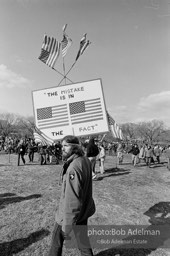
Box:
[37,107,52,120]
[69,98,103,124]
[37,104,69,130]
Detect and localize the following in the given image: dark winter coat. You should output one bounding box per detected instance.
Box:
[128,145,140,156]
[56,154,96,235]
[86,138,99,157]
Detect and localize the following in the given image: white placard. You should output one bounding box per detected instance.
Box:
[32,79,109,140]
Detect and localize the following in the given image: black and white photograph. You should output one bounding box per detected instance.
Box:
[0,0,170,255]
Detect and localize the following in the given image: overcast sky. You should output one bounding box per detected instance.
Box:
[0,0,169,127]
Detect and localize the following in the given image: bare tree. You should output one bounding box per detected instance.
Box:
[15,115,35,137]
[137,120,165,144]
[121,123,137,141]
[0,113,18,136]
[0,112,35,138]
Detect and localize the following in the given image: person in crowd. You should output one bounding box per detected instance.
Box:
[38,144,47,165]
[112,143,117,156]
[145,145,154,167]
[46,144,54,164]
[54,141,62,164]
[86,137,99,180]
[98,142,106,174]
[7,140,13,154]
[139,144,146,164]
[153,144,162,164]
[164,145,170,170]
[117,142,124,165]
[107,142,113,156]
[128,143,140,166]
[17,139,26,166]
[48,135,95,256]
[27,139,35,162]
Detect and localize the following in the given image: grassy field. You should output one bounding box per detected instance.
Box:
[0,151,170,256]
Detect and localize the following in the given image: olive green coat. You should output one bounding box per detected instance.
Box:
[55,154,96,235]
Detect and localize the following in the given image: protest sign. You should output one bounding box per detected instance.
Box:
[32,79,109,140]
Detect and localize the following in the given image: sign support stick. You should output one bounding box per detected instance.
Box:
[52,67,73,84]
[58,61,77,86]
[8,152,10,163]
[62,57,66,85]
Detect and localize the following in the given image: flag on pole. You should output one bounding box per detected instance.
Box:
[33,127,54,146]
[107,112,123,140]
[100,133,106,142]
[38,34,61,68]
[61,34,72,57]
[75,34,91,61]
[62,24,67,34]
[80,40,91,56]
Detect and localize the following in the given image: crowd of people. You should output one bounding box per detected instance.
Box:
[1,135,170,171]
[0,136,62,166]
[1,134,170,256]
[115,141,170,170]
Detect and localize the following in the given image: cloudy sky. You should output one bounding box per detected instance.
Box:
[0,0,169,127]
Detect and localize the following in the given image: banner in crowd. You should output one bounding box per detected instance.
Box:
[33,127,54,145]
[107,112,124,140]
[32,79,109,141]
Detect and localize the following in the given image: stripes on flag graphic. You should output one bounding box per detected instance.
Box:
[107,112,123,140]
[38,34,61,68]
[37,104,69,130]
[69,98,103,125]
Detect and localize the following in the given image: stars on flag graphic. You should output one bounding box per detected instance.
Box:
[69,98,103,125]
[36,98,104,130]
[36,104,69,130]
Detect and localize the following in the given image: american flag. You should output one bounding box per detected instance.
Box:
[33,127,54,145]
[107,112,123,140]
[62,24,67,34]
[37,104,69,130]
[38,35,61,68]
[69,98,103,125]
[80,40,91,56]
[61,34,72,57]
[75,34,91,61]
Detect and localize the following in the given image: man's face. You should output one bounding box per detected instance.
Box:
[62,140,72,160]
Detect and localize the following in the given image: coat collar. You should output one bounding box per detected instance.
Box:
[59,154,79,184]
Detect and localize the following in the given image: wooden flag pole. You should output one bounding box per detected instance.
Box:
[57,60,76,86]
[52,67,73,84]
[62,57,66,86]
[8,152,10,163]
[58,25,74,86]
[40,61,73,83]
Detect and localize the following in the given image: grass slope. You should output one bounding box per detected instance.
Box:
[0,152,170,256]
